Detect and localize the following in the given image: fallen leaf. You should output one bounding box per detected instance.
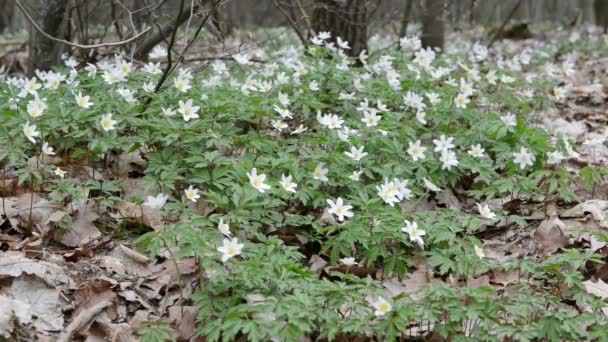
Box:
[534,216,568,255]
[561,200,608,228]
[583,279,608,315]
[436,188,461,210]
[167,306,198,341]
[0,251,72,287]
[53,203,100,247]
[5,275,65,332]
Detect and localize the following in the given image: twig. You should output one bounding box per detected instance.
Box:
[15,0,150,50]
[273,0,307,46]
[487,0,524,48]
[57,299,114,342]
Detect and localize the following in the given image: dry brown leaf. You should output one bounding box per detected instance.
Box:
[4,194,62,233]
[114,201,165,231]
[73,279,117,319]
[535,216,568,255]
[142,258,197,299]
[309,255,328,273]
[436,188,461,211]
[583,279,608,315]
[99,245,162,278]
[492,271,528,287]
[4,275,65,332]
[53,203,100,247]
[467,275,491,288]
[167,306,198,341]
[561,200,608,228]
[0,251,72,287]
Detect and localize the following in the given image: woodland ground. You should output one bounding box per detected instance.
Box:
[2,24,608,341]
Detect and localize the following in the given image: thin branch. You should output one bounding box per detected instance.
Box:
[487,0,524,48]
[273,0,307,46]
[15,0,150,50]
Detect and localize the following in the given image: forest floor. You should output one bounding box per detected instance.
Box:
[3,26,608,341]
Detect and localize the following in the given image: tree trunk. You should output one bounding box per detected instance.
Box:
[311,0,367,57]
[27,0,68,74]
[0,0,15,34]
[400,0,414,37]
[594,0,608,32]
[421,0,445,50]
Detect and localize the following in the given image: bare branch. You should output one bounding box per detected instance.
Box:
[273,0,307,46]
[15,0,151,50]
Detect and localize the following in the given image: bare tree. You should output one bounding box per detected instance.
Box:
[0,0,16,34]
[25,0,68,74]
[311,0,367,57]
[421,0,445,50]
[399,0,414,38]
[595,0,608,33]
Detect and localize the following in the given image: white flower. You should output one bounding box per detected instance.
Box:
[144,193,169,209]
[313,163,329,182]
[336,36,350,50]
[247,168,271,193]
[143,62,162,75]
[317,112,344,129]
[273,105,293,119]
[326,197,354,222]
[149,45,167,59]
[184,185,200,202]
[422,178,442,192]
[349,170,363,181]
[513,147,535,169]
[468,144,485,158]
[553,86,566,101]
[178,99,200,122]
[53,167,66,178]
[402,220,425,247]
[344,146,367,162]
[42,142,55,156]
[454,93,470,109]
[75,91,92,108]
[217,238,244,262]
[143,82,155,93]
[407,140,426,161]
[546,151,565,165]
[271,120,288,131]
[217,218,231,237]
[23,122,40,143]
[279,174,297,193]
[100,114,117,131]
[371,297,392,317]
[361,112,381,127]
[309,80,320,91]
[563,138,580,159]
[233,53,251,65]
[474,245,485,259]
[433,135,455,153]
[339,257,357,266]
[477,203,496,220]
[583,136,606,146]
[174,77,191,93]
[162,107,176,117]
[440,150,459,170]
[291,124,308,134]
[377,178,411,207]
[500,75,515,84]
[278,92,290,107]
[426,92,441,106]
[416,111,427,125]
[500,113,517,128]
[27,97,47,117]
